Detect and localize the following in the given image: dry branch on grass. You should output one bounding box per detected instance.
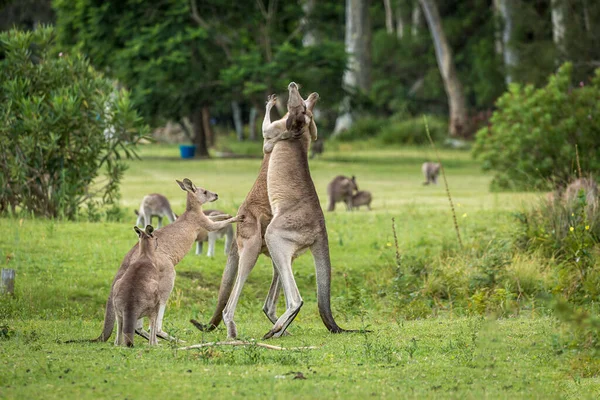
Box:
[178,341,321,351]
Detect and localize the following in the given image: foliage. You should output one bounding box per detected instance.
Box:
[474,63,600,191]
[0,27,149,219]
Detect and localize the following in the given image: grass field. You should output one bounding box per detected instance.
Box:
[1,143,599,399]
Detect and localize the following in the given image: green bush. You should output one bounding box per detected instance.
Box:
[473,63,600,191]
[335,115,447,145]
[0,27,149,219]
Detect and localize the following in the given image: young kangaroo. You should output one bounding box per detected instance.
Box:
[327,175,358,211]
[135,193,177,228]
[352,190,372,210]
[422,162,441,185]
[195,209,234,257]
[92,179,241,343]
[113,225,160,347]
[260,82,352,339]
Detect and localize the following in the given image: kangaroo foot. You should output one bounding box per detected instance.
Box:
[135,328,150,340]
[189,319,216,332]
[157,331,184,343]
[262,304,302,340]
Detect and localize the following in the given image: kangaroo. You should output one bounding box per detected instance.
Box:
[135,193,177,228]
[352,190,372,210]
[259,82,352,339]
[422,162,441,185]
[327,175,358,211]
[112,225,160,347]
[195,209,234,257]
[92,178,241,343]
[190,94,296,336]
[310,137,324,159]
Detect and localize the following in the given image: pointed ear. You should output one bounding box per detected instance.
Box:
[304,92,319,112]
[176,179,187,191]
[134,226,143,237]
[145,225,154,236]
[182,178,196,192]
[351,176,356,182]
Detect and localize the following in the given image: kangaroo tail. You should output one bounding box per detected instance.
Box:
[90,292,116,342]
[190,237,239,332]
[123,310,136,347]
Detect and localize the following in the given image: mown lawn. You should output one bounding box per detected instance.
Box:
[1,144,598,398]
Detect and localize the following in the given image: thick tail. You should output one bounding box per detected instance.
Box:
[190,237,240,331]
[90,292,116,342]
[123,311,136,347]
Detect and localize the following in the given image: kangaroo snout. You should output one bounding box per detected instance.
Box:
[288,82,298,90]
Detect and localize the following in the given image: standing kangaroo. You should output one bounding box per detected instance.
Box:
[93,179,241,343]
[327,175,358,211]
[135,193,177,228]
[113,225,160,347]
[195,209,234,257]
[260,82,351,338]
[422,162,441,185]
[190,94,295,336]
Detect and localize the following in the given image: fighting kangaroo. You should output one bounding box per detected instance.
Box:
[93,179,241,343]
[112,225,160,347]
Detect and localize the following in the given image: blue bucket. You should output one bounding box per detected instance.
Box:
[179,144,196,159]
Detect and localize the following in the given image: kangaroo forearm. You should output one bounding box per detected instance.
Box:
[204,218,237,232]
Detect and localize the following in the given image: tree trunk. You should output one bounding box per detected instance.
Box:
[419,0,468,137]
[411,1,421,37]
[582,0,591,32]
[302,0,317,46]
[191,107,209,157]
[493,0,518,84]
[396,0,405,39]
[551,0,566,57]
[383,0,394,34]
[202,106,214,146]
[231,101,243,141]
[333,0,371,135]
[249,106,258,141]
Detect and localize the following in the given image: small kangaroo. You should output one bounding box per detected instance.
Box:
[92,178,241,343]
[327,175,358,211]
[422,162,441,185]
[113,225,160,347]
[195,209,234,257]
[135,193,177,228]
[352,190,372,210]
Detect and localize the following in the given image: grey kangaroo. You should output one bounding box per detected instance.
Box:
[327,175,358,211]
[92,179,241,343]
[352,190,372,210]
[422,162,441,185]
[112,225,160,347]
[135,193,177,228]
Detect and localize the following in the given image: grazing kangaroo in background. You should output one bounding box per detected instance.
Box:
[113,225,160,347]
[310,138,324,159]
[195,209,234,257]
[327,175,358,211]
[422,162,441,185]
[135,193,177,228]
[191,94,301,336]
[93,179,241,343]
[352,190,372,210]
[259,82,352,339]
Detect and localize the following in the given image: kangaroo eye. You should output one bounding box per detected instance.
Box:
[204,190,207,195]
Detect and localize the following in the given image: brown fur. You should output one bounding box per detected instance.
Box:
[327,175,358,211]
[112,225,160,347]
[422,162,441,185]
[93,179,240,342]
[352,190,372,210]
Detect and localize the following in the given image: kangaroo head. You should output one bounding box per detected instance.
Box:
[133,225,157,252]
[176,178,218,211]
[350,176,358,191]
[286,82,309,134]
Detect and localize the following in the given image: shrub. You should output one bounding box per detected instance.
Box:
[335,117,386,142]
[473,63,600,191]
[379,115,447,145]
[0,27,149,219]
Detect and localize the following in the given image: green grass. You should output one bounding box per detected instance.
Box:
[1,144,599,398]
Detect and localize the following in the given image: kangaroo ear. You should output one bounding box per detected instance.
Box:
[182,178,196,192]
[351,176,356,181]
[134,226,143,237]
[134,209,139,216]
[176,179,187,191]
[145,225,154,236]
[305,92,319,112]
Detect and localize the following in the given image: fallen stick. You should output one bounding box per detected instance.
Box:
[178,340,320,351]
